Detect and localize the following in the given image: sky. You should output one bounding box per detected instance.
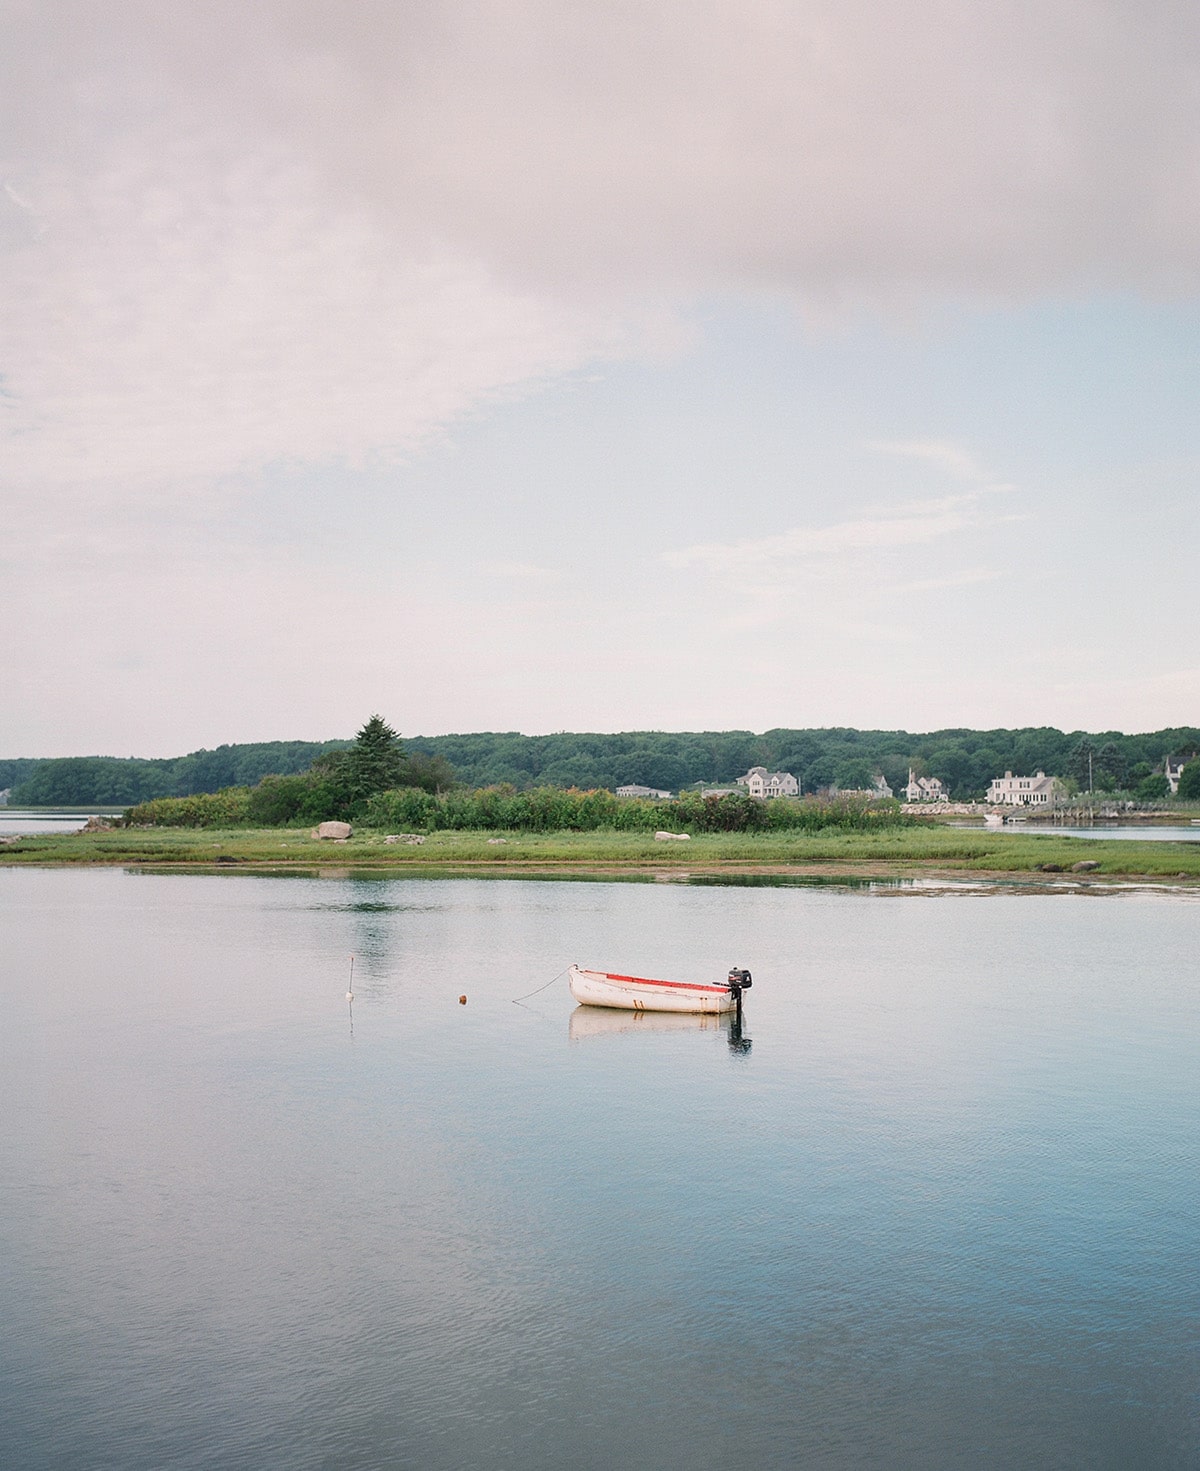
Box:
[3,0,1198,757]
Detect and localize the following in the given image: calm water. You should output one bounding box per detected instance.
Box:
[0,811,101,835]
[2,869,1197,1470]
[1004,825,1200,843]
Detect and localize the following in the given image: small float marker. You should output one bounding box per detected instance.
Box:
[459,994,467,1005]
[346,954,355,1002]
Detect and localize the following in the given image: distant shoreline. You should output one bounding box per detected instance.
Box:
[3,824,1199,886]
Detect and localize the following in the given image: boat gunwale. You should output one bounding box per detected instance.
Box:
[573,966,731,996]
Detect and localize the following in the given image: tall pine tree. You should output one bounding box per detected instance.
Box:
[346,715,406,801]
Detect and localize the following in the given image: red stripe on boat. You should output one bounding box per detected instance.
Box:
[602,971,728,994]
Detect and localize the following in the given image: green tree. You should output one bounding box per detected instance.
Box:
[397,751,456,794]
[927,745,974,797]
[245,774,312,826]
[833,759,874,790]
[1178,760,1200,801]
[1068,738,1098,792]
[346,715,407,803]
[877,754,911,793]
[1096,742,1128,791]
[802,755,836,792]
[1135,773,1169,802]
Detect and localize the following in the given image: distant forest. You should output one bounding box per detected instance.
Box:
[0,741,350,806]
[402,727,1200,798]
[4,726,1199,805]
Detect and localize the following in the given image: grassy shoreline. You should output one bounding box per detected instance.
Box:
[3,825,1199,883]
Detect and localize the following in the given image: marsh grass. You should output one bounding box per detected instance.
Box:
[4,824,1200,879]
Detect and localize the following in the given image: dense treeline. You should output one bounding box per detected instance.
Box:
[5,741,350,805]
[128,785,910,835]
[118,713,1200,831]
[121,716,908,832]
[0,759,39,793]
[7,725,1200,805]
[126,715,453,827]
[402,726,1200,799]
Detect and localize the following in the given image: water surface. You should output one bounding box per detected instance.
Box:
[2,869,1196,1469]
[1004,824,1200,843]
[0,810,97,835]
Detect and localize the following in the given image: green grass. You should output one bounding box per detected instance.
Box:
[3,823,1199,879]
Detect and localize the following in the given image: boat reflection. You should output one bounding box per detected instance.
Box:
[568,1005,751,1054]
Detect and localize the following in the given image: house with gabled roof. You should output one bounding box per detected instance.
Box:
[986,770,1061,806]
[833,775,894,800]
[735,766,799,799]
[904,769,948,802]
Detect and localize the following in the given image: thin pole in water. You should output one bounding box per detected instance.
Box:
[346,954,355,1002]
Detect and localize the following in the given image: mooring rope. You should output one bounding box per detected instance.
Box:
[510,967,568,1004]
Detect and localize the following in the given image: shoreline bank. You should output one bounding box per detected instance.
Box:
[3,824,1200,886]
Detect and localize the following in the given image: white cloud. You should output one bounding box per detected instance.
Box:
[0,142,631,496]
[659,480,1020,637]
[2,3,1197,750]
[4,1,1200,494]
[664,495,988,574]
[870,441,990,482]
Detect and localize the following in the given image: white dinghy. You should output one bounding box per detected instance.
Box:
[568,964,752,1015]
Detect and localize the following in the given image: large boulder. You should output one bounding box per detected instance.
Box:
[313,820,352,840]
[654,830,691,841]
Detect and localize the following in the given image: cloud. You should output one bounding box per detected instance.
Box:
[664,495,988,574]
[0,141,631,495]
[659,477,1020,636]
[870,441,990,482]
[4,1,1200,493]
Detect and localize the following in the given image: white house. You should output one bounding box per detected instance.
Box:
[833,776,893,800]
[904,769,948,802]
[615,784,672,799]
[986,770,1061,806]
[735,766,799,799]
[1164,756,1190,796]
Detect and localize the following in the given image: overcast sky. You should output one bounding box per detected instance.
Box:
[4,0,1198,756]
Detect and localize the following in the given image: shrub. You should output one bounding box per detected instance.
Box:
[674,791,766,832]
[245,774,313,826]
[127,787,252,827]
[362,787,440,831]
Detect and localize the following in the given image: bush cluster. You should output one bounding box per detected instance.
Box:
[363,786,907,835]
[125,788,253,828]
[126,775,350,829]
[127,782,909,836]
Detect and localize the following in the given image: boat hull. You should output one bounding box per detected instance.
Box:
[568,965,737,1014]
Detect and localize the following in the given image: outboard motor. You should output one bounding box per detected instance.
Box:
[726,967,753,1052]
[726,967,752,997]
